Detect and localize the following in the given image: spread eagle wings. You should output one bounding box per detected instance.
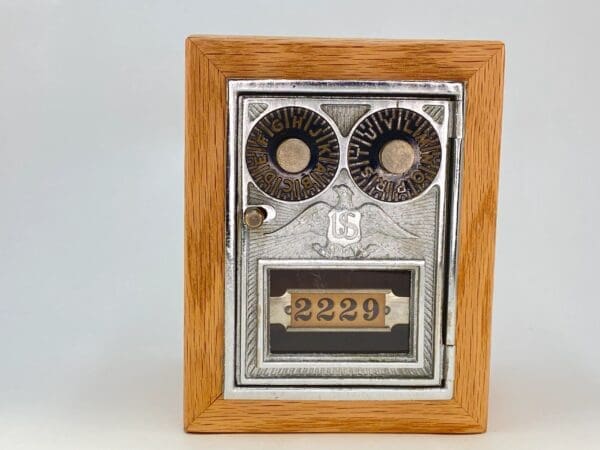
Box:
[267,201,417,243]
[358,203,417,244]
[266,202,331,238]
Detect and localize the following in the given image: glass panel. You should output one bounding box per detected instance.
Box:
[268,268,411,354]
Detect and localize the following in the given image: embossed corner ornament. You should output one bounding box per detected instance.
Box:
[185,37,504,433]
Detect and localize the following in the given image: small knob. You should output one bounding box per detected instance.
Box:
[244,207,266,229]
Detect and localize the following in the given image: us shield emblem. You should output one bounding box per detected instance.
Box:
[327,209,362,246]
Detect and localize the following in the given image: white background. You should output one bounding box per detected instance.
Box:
[1,0,599,448]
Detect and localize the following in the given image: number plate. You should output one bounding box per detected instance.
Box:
[290,290,386,328]
[270,288,409,332]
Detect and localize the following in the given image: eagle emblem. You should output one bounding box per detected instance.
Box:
[266,185,416,258]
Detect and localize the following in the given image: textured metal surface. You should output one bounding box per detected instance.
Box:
[423,104,445,125]
[224,79,463,400]
[254,259,428,384]
[247,102,268,121]
[321,104,371,136]
[244,187,436,382]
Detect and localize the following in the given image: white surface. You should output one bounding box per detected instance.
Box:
[1,0,599,448]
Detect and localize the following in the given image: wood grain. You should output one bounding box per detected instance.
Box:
[184,36,504,433]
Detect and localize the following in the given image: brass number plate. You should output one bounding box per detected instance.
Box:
[289,290,386,329]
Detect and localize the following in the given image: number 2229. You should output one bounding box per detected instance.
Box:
[293,297,380,322]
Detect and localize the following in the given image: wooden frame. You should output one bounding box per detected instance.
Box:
[185,36,504,433]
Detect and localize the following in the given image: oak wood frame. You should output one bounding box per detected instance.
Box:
[185,36,504,433]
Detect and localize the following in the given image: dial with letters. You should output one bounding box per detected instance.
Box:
[245,106,340,201]
[348,108,442,202]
